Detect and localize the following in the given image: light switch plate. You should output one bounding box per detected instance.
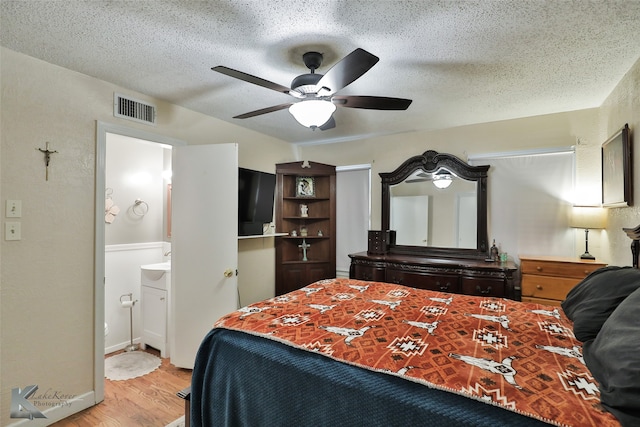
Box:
[5,222,21,240]
[6,200,22,218]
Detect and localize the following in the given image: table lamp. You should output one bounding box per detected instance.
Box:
[570,205,606,260]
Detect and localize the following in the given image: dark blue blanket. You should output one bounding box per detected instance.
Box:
[190,328,549,426]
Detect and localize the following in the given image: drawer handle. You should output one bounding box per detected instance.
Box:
[536,285,543,290]
[438,282,450,291]
[536,266,543,272]
[476,285,492,295]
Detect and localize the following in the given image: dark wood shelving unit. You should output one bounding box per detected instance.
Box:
[275,161,336,295]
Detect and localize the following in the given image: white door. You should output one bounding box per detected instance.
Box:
[169,143,238,368]
[456,192,477,249]
[391,195,429,246]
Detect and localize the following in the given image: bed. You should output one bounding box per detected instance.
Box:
[190,242,640,426]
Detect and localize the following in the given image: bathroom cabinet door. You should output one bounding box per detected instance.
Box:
[141,285,168,357]
[170,143,239,369]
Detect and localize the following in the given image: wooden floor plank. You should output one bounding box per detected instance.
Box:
[51,348,191,427]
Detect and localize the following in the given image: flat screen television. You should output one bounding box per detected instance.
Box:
[238,167,276,236]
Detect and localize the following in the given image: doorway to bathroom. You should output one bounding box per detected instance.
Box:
[95,122,185,403]
[104,133,173,358]
[94,121,239,402]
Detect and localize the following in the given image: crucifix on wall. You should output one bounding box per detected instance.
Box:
[36,142,58,181]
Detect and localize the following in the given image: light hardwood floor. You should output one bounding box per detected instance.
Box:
[51,348,191,427]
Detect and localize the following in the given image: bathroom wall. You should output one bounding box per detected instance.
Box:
[104,135,171,352]
[104,242,169,353]
[105,134,168,245]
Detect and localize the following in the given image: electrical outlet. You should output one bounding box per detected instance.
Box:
[5,222,21,240]
[6,200,22,218]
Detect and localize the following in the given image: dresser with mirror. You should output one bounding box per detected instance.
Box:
[349,150,519,300]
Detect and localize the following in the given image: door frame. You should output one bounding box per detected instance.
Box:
[94,121,186,402]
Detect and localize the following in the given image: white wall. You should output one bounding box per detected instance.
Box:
[0,47,295,425]
[596,57,640,266]
[105,134,167,245]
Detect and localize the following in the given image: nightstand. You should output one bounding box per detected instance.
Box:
[519,255,607,306]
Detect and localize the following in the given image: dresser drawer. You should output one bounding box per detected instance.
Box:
[521,296,562,307]
[460,276,505,298]
[352,264,386,282]
[520,259,603,280]
[521,275,580,301]
[385,269,460,293]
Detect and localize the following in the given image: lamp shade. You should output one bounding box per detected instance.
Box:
[570,206,606,229]
[433,175,453,189]
[289,100,336,128]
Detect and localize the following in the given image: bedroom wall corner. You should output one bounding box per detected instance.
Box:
[597,56,640,267]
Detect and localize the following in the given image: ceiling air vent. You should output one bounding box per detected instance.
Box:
[114,93,156,125]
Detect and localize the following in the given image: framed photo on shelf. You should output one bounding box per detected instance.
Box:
[296,176,315,197]
[602,123,632,207]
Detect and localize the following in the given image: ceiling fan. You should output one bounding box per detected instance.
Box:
[212,48,412,130]
[406,170,454,189]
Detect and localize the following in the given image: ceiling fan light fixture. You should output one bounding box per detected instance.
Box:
[289,100,336,128]
[433,173,453,189]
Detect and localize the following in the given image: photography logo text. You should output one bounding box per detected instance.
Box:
[11,385,77,419]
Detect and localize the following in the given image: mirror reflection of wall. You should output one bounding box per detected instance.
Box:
[390,171,477,248]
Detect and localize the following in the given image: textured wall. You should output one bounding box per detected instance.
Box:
[598,57,640,266]
[0,47,294,425]
[301,108,600,247]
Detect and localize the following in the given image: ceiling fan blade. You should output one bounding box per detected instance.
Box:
[233,103,292,119]
[316,48,379,95]
[212,66,292,94]
[319,116,336,131]
[332,95,412,110]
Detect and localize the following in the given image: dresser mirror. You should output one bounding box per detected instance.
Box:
[381,150,490,259]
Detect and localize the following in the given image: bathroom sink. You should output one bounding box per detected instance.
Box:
[141,262,171,285]
[141,261,171,272]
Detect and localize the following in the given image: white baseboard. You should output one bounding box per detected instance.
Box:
[336,269,350,278]
[105,337,141,355]
[6,391,96,427]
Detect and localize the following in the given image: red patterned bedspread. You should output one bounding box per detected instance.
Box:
[214,278,619,426]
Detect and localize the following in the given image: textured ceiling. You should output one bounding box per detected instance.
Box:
[1,1,639,145]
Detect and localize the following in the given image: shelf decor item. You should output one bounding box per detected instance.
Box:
[296,176,315,197]
[298,239,311,261]
[602,123,632,207]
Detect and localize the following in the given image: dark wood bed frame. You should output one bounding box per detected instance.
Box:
[623,224,640,268]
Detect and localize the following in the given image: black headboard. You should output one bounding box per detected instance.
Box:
[623,224,640,268]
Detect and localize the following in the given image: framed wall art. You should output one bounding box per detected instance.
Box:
[602,123,632,207]
[295,176,315,197]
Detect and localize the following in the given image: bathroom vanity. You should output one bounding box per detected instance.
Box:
[140,262,171,357]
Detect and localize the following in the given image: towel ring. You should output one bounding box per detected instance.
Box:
[132,199,149,217]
